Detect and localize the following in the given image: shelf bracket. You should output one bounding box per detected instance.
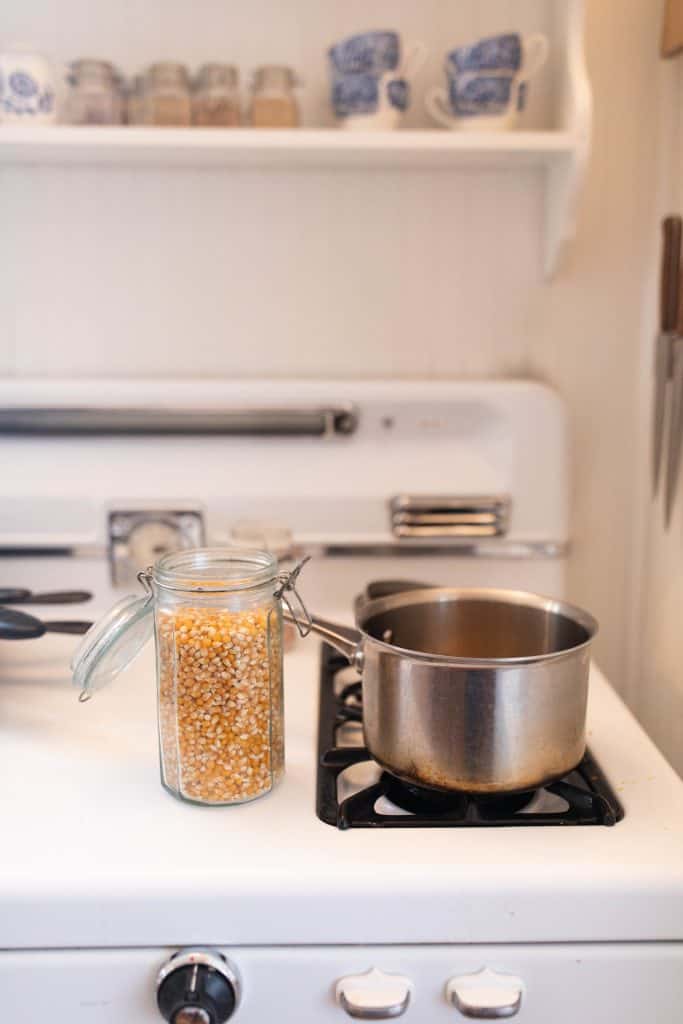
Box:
[545,0,592,278]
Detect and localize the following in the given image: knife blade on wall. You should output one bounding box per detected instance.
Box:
[664,265,683,528]
[653,216,682,498]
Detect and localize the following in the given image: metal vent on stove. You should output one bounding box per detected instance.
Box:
[390,495,510,539]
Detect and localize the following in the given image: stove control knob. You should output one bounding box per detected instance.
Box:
[157,950,240,1024]
[446,968,523,1019]
[336,967,412,1019]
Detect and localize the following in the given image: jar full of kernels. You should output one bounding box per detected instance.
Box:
[71,548,310,805]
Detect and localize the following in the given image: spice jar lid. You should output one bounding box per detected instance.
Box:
[69,59,117,79]
[146,62,191,88]
[252,65,299,93]
[71,594,154,700]
[196,63,239,90]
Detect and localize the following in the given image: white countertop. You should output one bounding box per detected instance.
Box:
[1,624,683,949]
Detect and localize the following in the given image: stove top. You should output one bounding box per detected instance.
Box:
[317,644,624,829]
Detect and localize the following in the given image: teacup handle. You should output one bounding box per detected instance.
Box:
[401,40,428,79]
[522,33,549,80]
[425,87,455,128]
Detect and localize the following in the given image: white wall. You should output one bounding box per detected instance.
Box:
[632,35,683,774]
[0,0,665,694]
[528,0,665,695]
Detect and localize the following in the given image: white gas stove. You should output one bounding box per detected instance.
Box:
[0,379,682,1023]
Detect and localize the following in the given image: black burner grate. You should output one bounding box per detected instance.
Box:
[316,644,624,830]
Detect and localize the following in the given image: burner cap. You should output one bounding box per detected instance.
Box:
[382,773,536,818]
[382,773,468,816]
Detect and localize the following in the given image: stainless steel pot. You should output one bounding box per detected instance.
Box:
[291,585,598,794]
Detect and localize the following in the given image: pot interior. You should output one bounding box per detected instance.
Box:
[361,595,593,660]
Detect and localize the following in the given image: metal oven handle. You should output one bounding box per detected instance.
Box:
[0,405,358,438]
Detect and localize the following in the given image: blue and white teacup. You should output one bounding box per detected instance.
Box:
[0,49,56,124]
[329,30,401,76]
[332,71,409,130]
[426,32,549,131]
[329,29,426,130]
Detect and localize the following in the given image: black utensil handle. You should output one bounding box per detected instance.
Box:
[0,588,31,603]
[662,216,683,333]
[0,606,45,639]
[43,620,93,635]
[12,590,93,605]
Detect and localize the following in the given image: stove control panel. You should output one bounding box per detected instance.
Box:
[446,967,523,1019]
[156,950,240,1024]
[109,509,204,586]
[336,967,412,1019]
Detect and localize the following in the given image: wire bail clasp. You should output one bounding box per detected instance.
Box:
[275,556,312,637]
[137,567,154,599]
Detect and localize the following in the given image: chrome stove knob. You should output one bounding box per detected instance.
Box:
[157,950,240,1024]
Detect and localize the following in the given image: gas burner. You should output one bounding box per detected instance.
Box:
[317,645,624,830]
[382,773,537,818]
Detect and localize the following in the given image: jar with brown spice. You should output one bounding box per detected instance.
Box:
[126,74,145,125]
[249,65,300,128]
[67,59,124,125]
[72,548,311,806]
[193,64,240,126]
[144,62,191,126]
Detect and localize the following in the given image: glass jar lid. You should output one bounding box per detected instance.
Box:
[153,546,278,593]
[251,65,299,94]
[196,63,239,90]
[68,59,118,86]
[71,548,311,700]
[146,62,190,88]
[71,593,154,700]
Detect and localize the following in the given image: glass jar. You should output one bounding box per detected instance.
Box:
[231,523,297,651]
[67,59,123,125]
[71,548,310,806]
[193,63,240,126]
[126,74,145,125]
[144,62,191,126]
[249,65,300,128]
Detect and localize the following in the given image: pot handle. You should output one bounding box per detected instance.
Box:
[282,609,363,666]
[363,579,436,600]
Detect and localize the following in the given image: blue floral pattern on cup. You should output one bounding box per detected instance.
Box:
[450,75,514,117]
[37,88,54,113]
[329,31,400,75]
[332,73,379,117]
[332,72,409,118]
[9,70,38,97]
[0,53,56,121]
[387,78,409,112]
[447,33,522,74]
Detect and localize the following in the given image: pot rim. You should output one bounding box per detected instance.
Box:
[355,585,599,667]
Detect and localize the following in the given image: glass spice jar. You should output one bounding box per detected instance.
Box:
[72,548,310,806]
[231,523,297,651]
[249,65,300,128]
[144,62,191,126]
[193,63,240,126]
[126,74,145,125]
[67,59,123,125]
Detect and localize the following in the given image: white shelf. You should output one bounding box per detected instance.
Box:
[0,125,574,170]
[0,0,591,278]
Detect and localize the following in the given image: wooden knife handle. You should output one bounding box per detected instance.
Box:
[662,0,683,57]
[662,216,682,333]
